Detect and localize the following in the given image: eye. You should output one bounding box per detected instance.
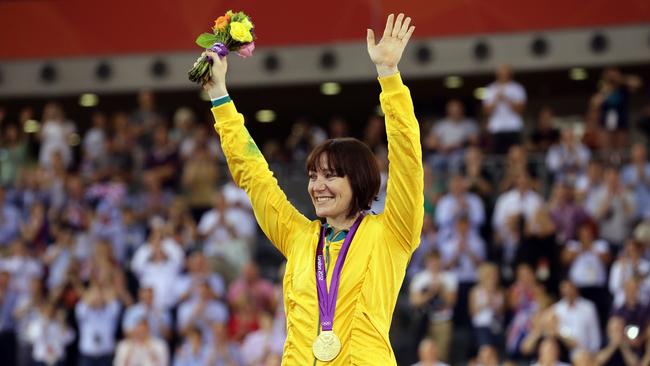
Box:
[308,172,317,181]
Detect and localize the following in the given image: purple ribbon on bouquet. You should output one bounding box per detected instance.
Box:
[315,214,364,331]
[206,42,229,63]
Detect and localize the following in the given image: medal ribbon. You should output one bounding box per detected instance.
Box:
[315,214,364,332]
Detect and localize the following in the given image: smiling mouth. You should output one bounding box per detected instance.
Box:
[315,197,334,203]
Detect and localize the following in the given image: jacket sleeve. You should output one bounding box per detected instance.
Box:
[377,73,424,253]
[211,102,311,258]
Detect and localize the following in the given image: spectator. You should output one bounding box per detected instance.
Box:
[227,262,275,313]
[170,107,196,149]
[81,111,108,181]
[528,106,560,153]
[440,216,486,285]
[174,251,226,304]
[43,223,76,291]
[594,316,641,366]
[610,278,648,356]
[130,228,184,310]
[482,64,527,154]
[26,301,74,366]
[145,124,179,190]
[285,118,327,161]
[590,67,642,150]
[131,89,164,147]
[461,147,494,204]
[545,128,591,184]
[549,182,590,245]
[469,263,504,347]
[0,123,28,186]
[0,240,43,299]
[586,167,635,249]
[362,114,386,152]
[241,311,284,366]
[621,142,650,219]
[165,199,198,251]
[114,318,169,366]
[173,326,207,366]
[328,116,349,139]
[493,172,543,267]
[198,191,256,272]
[0,185,21,247]
[561,220,611,325]
[204,322,243,366]
[552,280,601,355]
[609,240,650,307]
[498,145,538,193]
[411,337,450,366]
[75,285,121,366]
[0,270,18,365]
[470,344,500,366]
[38,102,75,169]
[177,281,229,342]
[532,337,571,366]
[425,99,479,172]
[435,175,485,243]
[575,160,604,206]
[19,200,48,251]
[409,250,458,363]
[181,142,219,220]
[122,286,171,340]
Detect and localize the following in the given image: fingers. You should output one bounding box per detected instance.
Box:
[366,29,376,48]
[383,13,394,38]
[398,17,411,39]
[392,13,404,37]
[402,25,416,44]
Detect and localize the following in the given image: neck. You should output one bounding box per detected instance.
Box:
[326,212,360,232]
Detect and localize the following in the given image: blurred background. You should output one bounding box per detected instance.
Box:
[0,1,649,365]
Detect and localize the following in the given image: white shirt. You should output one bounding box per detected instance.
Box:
[0,256,43,295]
[566,240,609,287]
[552,297,601,353]
[435,193,485,239]
[76,299,121,356]
[177,299,229,343]
[483,81,527,133]
[409,269,458,321]
[430,118,478,149]
[27,315,74,364]
[546,143,591,180]
[493,189,543,232]
[439,231,486,283]
[131,239,184,309]
[585,186,635,244]
[609,258,650,307]
[240,330,285,365]
[122,303,171,337]
[173,273,225,303]
[114,337,169,366]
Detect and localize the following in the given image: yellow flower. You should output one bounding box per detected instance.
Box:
[229,22,253,42]
[240,17,253,30]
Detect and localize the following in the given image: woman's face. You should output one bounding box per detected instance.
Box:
[308,154,353,221]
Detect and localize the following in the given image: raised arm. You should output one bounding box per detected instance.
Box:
[202,55,310,258]
[367,14,423,253]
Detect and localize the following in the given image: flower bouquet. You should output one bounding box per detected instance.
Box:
[188,10,256,85]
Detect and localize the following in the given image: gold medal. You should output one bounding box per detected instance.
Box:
[312,330,341,361]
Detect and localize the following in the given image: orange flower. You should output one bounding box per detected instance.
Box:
[213,15,230,31]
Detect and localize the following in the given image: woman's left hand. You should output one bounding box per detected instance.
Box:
[367,13,415,77]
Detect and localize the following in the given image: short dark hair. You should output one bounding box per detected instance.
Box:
[306,138,380,218]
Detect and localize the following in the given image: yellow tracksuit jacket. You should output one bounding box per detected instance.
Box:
[211,73,423,365]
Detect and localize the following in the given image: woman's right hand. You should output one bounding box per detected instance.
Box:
[203,51,229,99]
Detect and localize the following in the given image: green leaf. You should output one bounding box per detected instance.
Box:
[196,33,218,48]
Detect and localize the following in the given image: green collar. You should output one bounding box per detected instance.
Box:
[324,224,349,243]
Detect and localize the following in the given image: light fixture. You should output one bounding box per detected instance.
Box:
[320,82,341,95]
[40,63,57,83]
[530,36,549,57]
[319,51,337,70]
[590,32,608,54]
[473,87,487,100]
[79,93,99,107]
[23,119,40,134]
[444,76,463,89]
[95,61,112,81]
[151,58,168,78]
[415,45,432,64]
[256,109,276,123]
[264,54,280,72]
[473,40,490,61]
[569,68,588,81]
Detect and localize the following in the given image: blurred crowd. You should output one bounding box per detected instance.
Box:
[0,65,649,366]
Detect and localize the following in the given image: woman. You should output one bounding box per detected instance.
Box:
[469,263,505,348]
[203,13,422,365]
